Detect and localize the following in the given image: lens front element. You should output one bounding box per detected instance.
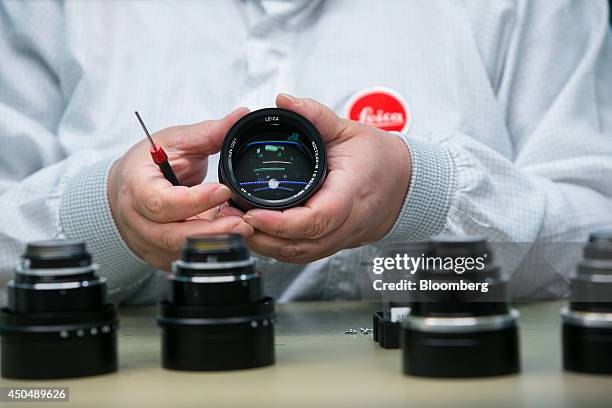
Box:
[219,108,327,210]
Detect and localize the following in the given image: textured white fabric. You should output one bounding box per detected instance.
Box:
[0,0,611,305]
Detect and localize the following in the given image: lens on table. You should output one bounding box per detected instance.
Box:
[157,234,275,371]
[562,230,612,374]
[401,236,521,377]
[0,240,118,379]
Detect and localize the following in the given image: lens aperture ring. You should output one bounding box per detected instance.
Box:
[158,313,276,327]
[16,264,98,277]
[8,278,104,291]
[0,319,118,337]
[171,258,254,273]
[404,309,520,333]
[561,306,612,329]
[169,271,259,284]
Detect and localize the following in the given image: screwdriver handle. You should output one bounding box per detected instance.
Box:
[150,145,180,186]
[158,161,180,186]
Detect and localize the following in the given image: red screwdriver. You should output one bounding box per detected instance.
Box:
[134,111,180,186]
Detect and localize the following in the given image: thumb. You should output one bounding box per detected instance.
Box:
[164,107,250,155]
[276,93,344,142]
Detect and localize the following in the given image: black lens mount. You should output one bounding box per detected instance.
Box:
[219,108,327,211]
[562,230,612,374]
[0,240,118,379]
[401,236,521,377]
[158,235,275,371]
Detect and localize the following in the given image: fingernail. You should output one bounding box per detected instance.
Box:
[278,93,302,106]
[212,185,231,202]
[243,211,260,226]
[235,222,255,236]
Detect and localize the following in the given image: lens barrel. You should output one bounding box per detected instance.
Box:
[0,240,118,379]
[401,237,520,377]
[218,108,327,211]
[562,230,612,374]
[157,235,275,371]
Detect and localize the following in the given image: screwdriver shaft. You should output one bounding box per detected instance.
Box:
[134,111,180,186]
[135,111,156,149]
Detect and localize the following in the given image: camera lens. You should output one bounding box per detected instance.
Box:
[562,230,612,374]
[401,236,520,377]
[157,234,275,371]
[219,108,327,211]
[0,240,118,379]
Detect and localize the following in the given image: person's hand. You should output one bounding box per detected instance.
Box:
[108,108,254,271]
[242,94,412,263]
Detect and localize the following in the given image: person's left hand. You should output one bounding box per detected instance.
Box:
[239,94,412,263]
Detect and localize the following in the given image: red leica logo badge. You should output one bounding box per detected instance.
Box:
[346,87,410,133]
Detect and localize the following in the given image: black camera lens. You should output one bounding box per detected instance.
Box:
[157,235,275,371]
[0,240,118,379]
[562,230,612,374]
[401,236,520,377]
[219,108,327,211]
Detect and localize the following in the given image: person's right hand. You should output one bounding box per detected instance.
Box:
[108,108,254,271]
